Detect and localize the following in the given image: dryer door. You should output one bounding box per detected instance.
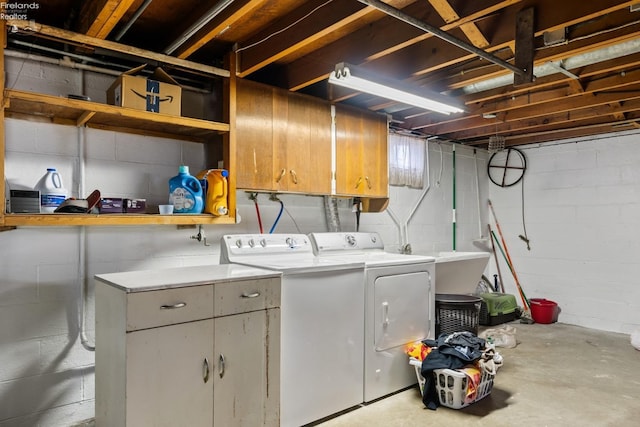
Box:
[374,271,431,351]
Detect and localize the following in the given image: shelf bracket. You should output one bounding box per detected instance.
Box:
[77,110,96,127]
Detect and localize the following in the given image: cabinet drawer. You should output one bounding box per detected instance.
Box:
[214,278,280,317]
[126,285,214,331]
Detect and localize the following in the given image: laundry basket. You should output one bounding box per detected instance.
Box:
[435,294,482,336]
[409,358,495,409]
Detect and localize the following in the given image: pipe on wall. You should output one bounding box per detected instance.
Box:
[385,136,433,254]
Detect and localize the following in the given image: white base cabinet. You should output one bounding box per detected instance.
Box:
[127,319,215,427]
[95,266,281,427]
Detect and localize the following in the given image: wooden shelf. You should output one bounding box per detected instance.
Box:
[3,213,236,227]
[1,24,238,230]
[3,89,229,143]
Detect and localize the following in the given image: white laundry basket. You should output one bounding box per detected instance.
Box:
[409,358,495,409]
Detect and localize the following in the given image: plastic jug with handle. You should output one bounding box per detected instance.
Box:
[34,168,68,213]
[196,169,229,216]
[169,165,204,214]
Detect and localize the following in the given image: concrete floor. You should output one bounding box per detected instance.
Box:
[314,322,640,427]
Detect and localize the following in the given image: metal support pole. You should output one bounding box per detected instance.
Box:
[357,0,528,78]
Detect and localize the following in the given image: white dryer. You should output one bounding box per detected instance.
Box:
[310,232,435,402]
[220,234,365,427]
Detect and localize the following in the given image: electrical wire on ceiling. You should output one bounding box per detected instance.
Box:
[236,0,335,54]
[544,18,640,48]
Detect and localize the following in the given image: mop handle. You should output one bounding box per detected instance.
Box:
[491,230,529,308]
[489,200,530,309]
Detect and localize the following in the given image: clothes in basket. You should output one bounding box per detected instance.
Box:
[410,331,500,410]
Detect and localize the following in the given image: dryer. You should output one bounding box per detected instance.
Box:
[220,234,365,427]
[310,232,435,402]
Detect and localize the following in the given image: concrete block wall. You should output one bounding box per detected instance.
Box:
[488,133,640,334]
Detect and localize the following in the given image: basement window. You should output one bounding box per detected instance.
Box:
[388,132,425,188]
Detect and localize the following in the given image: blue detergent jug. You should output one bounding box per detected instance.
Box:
[168,166,204,214]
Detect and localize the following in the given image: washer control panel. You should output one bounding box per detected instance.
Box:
[222,234,311,257]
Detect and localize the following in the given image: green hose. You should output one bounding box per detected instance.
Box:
[452,144,456,251]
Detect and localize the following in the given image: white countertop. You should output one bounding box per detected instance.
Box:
[95,264,281,293]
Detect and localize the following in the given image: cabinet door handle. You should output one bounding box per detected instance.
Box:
[355,176,362,189]
[365,176,372,189]
[160,302,186,309]
[218,354,225,378]
[241,291,261,298]
[203,357,210,383]
[275,168,286,183]
[290,169,298,184]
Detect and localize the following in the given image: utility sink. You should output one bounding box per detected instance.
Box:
[432,251,490,294]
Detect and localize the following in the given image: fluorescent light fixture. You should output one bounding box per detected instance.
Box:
[328,62,464,115]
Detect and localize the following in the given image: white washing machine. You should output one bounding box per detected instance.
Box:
[310,232,435,402]
[220,234,365,427]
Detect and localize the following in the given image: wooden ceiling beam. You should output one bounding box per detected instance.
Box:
[435,92,640,140]
[235,0,415,77]
[78,0,136,39]
[176,0,269,60]
[460,50,640,106]
[480,112,640,147]
[371,0,638,84]
[236,0,369,77]
[407,75,640,134]
[286,0,518,91]
[428,0,489,48]
[396,63,640,132]
[428,7,640,92]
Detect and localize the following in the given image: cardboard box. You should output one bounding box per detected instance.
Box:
[99,198,124,213]
[107,64,182,116]
[124,198,146,213]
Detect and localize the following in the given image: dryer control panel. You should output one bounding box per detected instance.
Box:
[310,232,384,253]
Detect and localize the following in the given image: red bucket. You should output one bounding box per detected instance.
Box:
[529,298,558,324]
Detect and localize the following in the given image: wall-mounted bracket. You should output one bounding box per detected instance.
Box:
[514,7,535,86]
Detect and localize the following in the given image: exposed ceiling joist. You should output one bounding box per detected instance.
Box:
[79,0,135,39]
[14,0,640,147]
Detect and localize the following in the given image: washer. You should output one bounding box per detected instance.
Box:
[220,234,365,427]
[310,232,435,402]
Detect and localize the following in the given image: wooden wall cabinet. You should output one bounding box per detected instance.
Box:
[236,79,332,194]
[334,104,389,198]
[235,79,388,199]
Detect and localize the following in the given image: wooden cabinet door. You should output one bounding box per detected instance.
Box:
[126,319,214,427]
[214,310,280,427]
[276,92,332,194]
[236,80,276,191]
[235,79,332,194]
[334,104,388,197]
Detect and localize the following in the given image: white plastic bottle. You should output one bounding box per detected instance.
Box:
[34,168,68,213]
